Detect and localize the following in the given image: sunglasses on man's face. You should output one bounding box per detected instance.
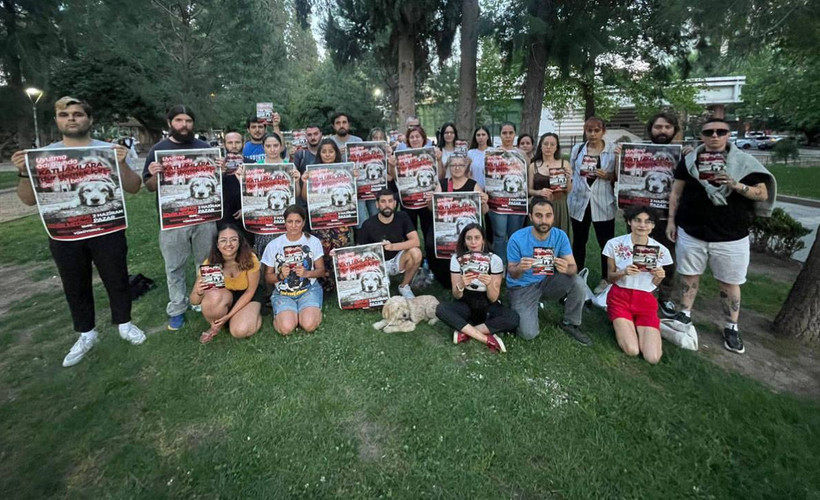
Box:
[701,128,730,137]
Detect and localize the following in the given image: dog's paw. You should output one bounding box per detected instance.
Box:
[372,320,387,330]
[427,318,438,325]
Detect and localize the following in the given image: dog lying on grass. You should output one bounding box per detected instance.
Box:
[372,295,439,333]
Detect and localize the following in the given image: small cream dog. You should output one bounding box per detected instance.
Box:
[373,295,439,333]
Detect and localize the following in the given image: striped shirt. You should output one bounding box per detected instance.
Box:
[567,141,616,222]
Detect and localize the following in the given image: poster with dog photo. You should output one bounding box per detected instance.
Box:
[256,102,274,125]
[432,192,482,259]
[395,147,437,209]
[155,148,223,230]
[484,149,528,215]
[240,163,296,234]
[24,146,128,241]
[333,243,390,310]
[306,162,358,230]
[617,143,681,213]
[632,244,660,271]
[345,141,388,201]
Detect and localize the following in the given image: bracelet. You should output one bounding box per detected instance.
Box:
[741,185,749,194]
[18,172,29,179]
[456,284,465,292]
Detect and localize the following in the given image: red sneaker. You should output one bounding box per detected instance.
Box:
[453,330,470,344]
[486,334,506,353]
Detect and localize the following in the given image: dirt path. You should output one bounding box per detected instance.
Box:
[0,189,37,223]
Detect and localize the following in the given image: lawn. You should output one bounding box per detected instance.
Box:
[0,171,19,190]
[768,164,820,200]
[0,191,818,498]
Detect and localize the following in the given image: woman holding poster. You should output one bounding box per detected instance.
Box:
[435,223,519,353]
[435,122,459,180]
[191,223,263,343]
[601,205,672,364]
[261,205,325,335]
[529,133,573,240]
[466,126,491,189]
[486,122,527,264]
[567,116,617,294]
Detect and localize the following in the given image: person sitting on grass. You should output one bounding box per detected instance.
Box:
[602,205,673,364]
[261,205,325,335]
[435,223,519,353]
[191,223,263,344]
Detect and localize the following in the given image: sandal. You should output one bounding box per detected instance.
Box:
[199,325,220,344]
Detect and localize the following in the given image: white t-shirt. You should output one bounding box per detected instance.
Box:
[601,234,673,292]
[449,252,504,293]
[260,233,324,296]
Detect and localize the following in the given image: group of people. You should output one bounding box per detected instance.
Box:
[12,97,775,367]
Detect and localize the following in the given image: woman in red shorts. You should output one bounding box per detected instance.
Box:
[601,205,672,364]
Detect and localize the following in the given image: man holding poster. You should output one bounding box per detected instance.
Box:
[144,105,220,331]
[11,96,146,367]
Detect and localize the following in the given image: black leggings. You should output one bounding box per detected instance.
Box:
[570,204,614,280]
[435,297,519,335]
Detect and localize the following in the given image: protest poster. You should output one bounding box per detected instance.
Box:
[395,147,437,209]
[458,252,491,275]
[632,244,660,271]
[696,151,726,181]
[345,141,388,201]
[333,243,390,310]
[225,152,243,175]
[484,149,527,215]
[306,162,358,230]
[199,264,225,289]
[240,163,296,235]
[579,155,599,179]
[617,143,681,212]
[432,192,481,259]
[548,167,568,190]
[155,148,223,230]
[256,102,274,124]
[454,140,468,155]
[24,146,127,241]
[532,247,555,276]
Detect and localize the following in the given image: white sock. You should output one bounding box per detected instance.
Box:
[681,310,691,318]
[118,322,132,334]
[81,329,98,339]
[725,322,738,331]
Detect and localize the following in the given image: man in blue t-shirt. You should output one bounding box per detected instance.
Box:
[506,197,590,345]
[242,116,267,163]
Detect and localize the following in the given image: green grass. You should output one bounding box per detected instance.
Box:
[768,164,820,199]
[0,192,818,498]
[0,171,20,190]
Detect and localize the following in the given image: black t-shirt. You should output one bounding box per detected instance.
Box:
[142,137,214,216]
[358,211,416,260]
[673,155,767,242]
[439,178,477,192]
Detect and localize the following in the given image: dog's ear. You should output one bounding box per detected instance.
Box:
[105,184,115,200]
[78,186,89,203]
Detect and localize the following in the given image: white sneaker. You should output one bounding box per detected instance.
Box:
[63,331,98,367]
[119,323,146,345]
[398,284,415,299]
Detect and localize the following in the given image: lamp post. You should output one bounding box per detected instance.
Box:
[25,87,44,148]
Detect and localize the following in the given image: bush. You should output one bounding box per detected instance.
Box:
[749,207,811,258]
[771,139,800,164]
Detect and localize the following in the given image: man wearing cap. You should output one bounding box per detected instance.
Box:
[11,97,146,367]
[144,105,218,331]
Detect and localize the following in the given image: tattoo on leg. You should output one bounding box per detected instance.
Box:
[720,291,731,318]
[731,299,740,312]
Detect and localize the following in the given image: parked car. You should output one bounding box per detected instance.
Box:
[734,137,757,149]
[734,136,781,150]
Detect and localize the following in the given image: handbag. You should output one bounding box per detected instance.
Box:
[659,319,699,351]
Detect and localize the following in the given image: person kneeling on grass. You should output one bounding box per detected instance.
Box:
[261,205,325,335]
[602,205,673,364]
[191,223,263,343]
[435,223,519,353]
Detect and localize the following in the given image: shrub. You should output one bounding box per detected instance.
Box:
[771,139,800,164]
[749,207,811,258]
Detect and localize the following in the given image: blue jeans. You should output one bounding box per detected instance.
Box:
[488,212,525,264]
[272,281,324,314]
[356,199,379,228]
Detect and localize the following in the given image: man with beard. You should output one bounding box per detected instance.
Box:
[667,118,775,354]
[144,105,219,331]
[292,124,323,174]
[329,112,362,149]
[11,96,146,366]
[357,189,422,299]
[222,130,252,232]
[242,116,268,163]
[506,197,590,345]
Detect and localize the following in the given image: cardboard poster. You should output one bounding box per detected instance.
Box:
[395,147,437,209]
[155,148,223,230]
[696,152,726,181]
[484,149,527,215]
[256,102,274,125]
[632,244,660,271]
[333,243,390,310]
[306,162,358,229]
[617,143,681,213]
[532,247,555,276]
[225,152,244,175]
[345,141,388,201]
[580,155,599,179]
[548,167,568,190]
[199,264,225,289]
[24,146,127,241]
[432,192,482,259]
[240,163,297,235]
[454,140,468,155]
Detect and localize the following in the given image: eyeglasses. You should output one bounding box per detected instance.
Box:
[701,129,730,137]
[218,237,239,245]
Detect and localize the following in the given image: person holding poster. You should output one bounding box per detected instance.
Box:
[346,139,390,226]
[506,197,590,345]
[529,133,573,240]
[466,126,492,189]
[435,223,518,353]
[191,223,263,343]
[666,118,775,355]
[567,116,617,294]
[221,131,251,234]
[602,206,673,364]
[329,112,362,149]
[11,96,146,367]
[144,105,220,331]
[243,116,268,163]
[394,126,436,248]
[517,134,535,163]
[435,122,460,180]
[261,205,325,335]
[485,122,528,264]
[291,125,323,174]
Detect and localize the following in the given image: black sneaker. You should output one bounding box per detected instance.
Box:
[723,328,745,354]
[561,324,592,346]
[659,300,677,319]
[672,312,692,325]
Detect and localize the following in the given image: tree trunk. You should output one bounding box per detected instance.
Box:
[774,231,820,343]
[456,0,479,138]
[1,0,32,148]
[518,1,551,138]
[581,79,595,119]
[396,30,415,129]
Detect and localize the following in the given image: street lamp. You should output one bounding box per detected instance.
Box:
[25,87,44,148]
